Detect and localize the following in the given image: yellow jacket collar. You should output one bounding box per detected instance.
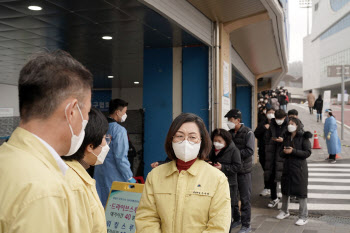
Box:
[65,160,95,186]
[8,127,63,175]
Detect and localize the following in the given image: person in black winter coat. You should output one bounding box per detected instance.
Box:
[258,106,267,124]
[254,108,275,196]
[276,117,312,226]
[225,109,255,233]
[209,128,241,230]
[314,95,323,122]
[264,109,288,208]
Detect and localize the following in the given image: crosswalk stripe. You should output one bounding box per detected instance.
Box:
[307,193,350,199]
[309,168,350,172]
[308,164,350,167]
[309,173,350,177]
[279,185,350,190]
[309,178,350,183]
[286,203,350,211]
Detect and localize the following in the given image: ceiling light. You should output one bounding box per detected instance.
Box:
[107,76,114,78]
[134,81,140,84]
[28,6,42,11]
[102,36,113,40]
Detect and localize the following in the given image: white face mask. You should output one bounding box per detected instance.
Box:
[172,140,201,162]
[276,119,284,125]
[92,144,110,165]
[227,122,236,129]
[259,98,263,102]
[263,110,267,114]
[258,105,262,108]
[288,125,297,133]
[213,142,225,150]
[264,100,268,103]
[267,113,275,120]
[64,103,88,156]
[118,112,127,122]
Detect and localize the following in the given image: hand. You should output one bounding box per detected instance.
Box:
[264,124,270,129]
[283,147,293,154]
[208,161,213,165]
[273,137,283,143]
[327,133,331,140]
[213,162,222,170]
[151,162,159,168]
[128,177,137,183]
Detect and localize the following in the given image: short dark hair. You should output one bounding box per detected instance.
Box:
[267,108,275,113]
[63,108,109,161]
[309,90,312,93]
[211,128,232,148]
[275,109,286,119]
[165,113,211,160]
[288,109,298,116]
[109,99,128,114]
[19,50,93,122]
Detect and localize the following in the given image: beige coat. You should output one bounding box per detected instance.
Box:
[307,93,315,107]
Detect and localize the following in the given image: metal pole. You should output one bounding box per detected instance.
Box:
[341,65,345,140]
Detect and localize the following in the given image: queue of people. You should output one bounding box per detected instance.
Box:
[255,89,313,226]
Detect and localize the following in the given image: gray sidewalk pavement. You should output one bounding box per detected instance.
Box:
[287,103,350,162]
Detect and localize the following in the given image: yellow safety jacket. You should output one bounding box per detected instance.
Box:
[0,127,80,233]
[136,159,231,233]
[65,160,107,233]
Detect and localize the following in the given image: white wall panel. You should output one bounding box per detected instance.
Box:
[0,84,19,116]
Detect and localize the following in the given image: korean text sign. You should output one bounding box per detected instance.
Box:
[105,182,144,233]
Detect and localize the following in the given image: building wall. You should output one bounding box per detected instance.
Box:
[0,84,20,142]
[143,48,173,177]
[304,0,350,92]
[0,84,19,116]
[112,88,143,110]
[312,0,350,39]
[182,46,209,130]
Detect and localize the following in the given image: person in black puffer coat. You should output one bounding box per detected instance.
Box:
[264,109,288,208]
[225,109,255,233]
[209,128,241,230]
[254,108,275,197]
[276,117,312,226]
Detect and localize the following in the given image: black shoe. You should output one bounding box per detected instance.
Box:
[231,221,241,229]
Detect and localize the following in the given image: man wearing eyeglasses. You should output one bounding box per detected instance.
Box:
[94,98,136,207]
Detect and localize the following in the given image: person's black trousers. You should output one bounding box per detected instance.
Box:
[234,173,252,227]
[269,174,278,200]
[230,185,239,222]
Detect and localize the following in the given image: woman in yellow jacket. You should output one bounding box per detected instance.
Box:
[136,113,231,233]
[62,107,110,233]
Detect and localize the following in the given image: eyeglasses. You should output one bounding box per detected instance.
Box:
[172,134,201,145]
[105,134,112,145]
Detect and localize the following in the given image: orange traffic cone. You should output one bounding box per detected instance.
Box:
[313,130,321,149]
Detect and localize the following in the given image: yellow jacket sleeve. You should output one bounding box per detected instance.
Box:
[203,176,231,233]
[135,172,162,233]
[9,196,72,233]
